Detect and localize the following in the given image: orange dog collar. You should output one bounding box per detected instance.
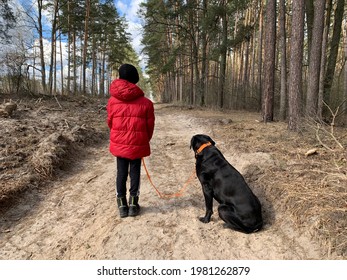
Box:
[196,142,212,154]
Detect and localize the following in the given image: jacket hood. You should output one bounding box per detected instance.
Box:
[109,79,144,101]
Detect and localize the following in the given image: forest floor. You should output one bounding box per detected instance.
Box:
[0,94,346,260]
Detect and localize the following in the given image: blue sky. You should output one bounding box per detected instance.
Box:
[115,0,144,57]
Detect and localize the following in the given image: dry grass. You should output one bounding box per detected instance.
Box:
[232,116,346,257]
[0,94,108,202]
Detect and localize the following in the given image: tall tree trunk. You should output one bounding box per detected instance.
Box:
[53,30,57,95]
[192,2,200,106]
[200,0,208,106]
[251,27,257,100]
[189,41,194,105]
[262,0,276,122]
[37,0,46,93]
[218,1,227,109]
[100,40,106,97]
[73,30,77,95]
[48,0,59,95]
[59,31,64,95]
[305,0,314,62]
[288,0,305,131]
[343,18,347,121]
[66,1,71,95]
[318,0,332,119]
[242,38,250,109]
[257,1,264,111]
[82,0,91,94]
[323,0,345,112]
[279,0,287,120]
[306,0,325,119]
[98,62,102,97]
[238,45,244,108]
[91,34,96,96]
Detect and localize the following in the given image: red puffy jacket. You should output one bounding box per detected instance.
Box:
[107,79,155,160]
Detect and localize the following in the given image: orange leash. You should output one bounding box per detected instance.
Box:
[141,158,197,199]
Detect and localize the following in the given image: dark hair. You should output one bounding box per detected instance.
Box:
[118,64,139,84]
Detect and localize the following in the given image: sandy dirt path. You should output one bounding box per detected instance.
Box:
[0,104,325,260]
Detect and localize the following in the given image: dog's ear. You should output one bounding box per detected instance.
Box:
[190,136,195,150]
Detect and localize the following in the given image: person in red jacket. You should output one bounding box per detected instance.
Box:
[107,64,155,218]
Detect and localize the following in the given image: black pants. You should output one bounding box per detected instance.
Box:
[116,157,141,198]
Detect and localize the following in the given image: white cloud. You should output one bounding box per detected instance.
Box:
[116,0,142,22]
[116,0,146,69]
[116,1,127,16]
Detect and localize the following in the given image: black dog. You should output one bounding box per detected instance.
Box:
[190,134,263,234]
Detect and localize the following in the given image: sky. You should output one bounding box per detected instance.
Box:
[115,0,145,65]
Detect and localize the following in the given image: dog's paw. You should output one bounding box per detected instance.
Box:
[199,217,210,223]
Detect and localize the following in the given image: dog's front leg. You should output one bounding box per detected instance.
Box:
[199,184,213,223]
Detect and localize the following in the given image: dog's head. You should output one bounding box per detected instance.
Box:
[190,134,216,154]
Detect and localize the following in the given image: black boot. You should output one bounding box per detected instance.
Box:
[117,196,128,218]
[128,196,140,217]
